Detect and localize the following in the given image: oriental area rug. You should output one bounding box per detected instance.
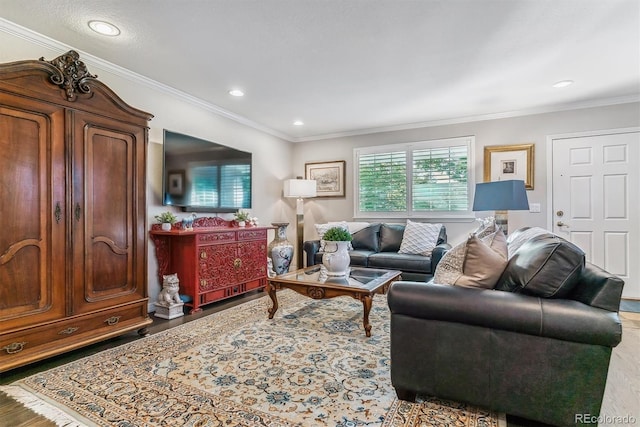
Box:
[2,290,505,427]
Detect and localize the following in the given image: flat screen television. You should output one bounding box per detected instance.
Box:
[162,130,252,212]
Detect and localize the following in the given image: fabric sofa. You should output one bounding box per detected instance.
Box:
[303,222,450,281]
[387,227,624,426]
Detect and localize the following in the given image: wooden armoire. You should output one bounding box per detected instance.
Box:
[0,51,153,372]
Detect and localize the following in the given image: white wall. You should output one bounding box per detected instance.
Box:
[0,29,295,307]
[293,102,640,246]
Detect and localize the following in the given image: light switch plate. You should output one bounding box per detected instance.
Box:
[529,203,541,213]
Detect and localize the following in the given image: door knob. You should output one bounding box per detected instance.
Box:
[557,221,569,228]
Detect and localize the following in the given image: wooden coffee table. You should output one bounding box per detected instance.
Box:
[267,266,402,337]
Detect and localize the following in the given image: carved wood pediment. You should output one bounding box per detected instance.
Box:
[39,50,97,101]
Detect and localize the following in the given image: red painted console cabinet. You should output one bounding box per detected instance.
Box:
[150,217,271,313]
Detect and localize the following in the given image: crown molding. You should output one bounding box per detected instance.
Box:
[292,94,640,142]
[0,18,294,142]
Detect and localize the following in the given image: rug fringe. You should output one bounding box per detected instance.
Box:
[0,385,87,427]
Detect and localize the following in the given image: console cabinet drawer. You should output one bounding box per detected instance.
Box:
[0,303,148,364]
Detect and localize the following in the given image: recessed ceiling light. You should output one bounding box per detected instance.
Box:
[553,80,574,88]
[229,89,244,97]
[88,20,120,36]
[293,120,304,126]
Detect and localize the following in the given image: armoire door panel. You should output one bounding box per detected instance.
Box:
[72,113,143,311]
[0,105,65,326]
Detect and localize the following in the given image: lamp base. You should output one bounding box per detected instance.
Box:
[296,213,304,269]
[495,210,508,235]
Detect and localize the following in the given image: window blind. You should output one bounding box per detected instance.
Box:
[358,151,407,212]
[412,145,468,211]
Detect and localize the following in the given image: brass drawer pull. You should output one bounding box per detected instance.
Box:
[59,327,79,335]
[75,203,81,222]
[3,342,26,354]
[234,258,242,269]
[104,316,121,326]
[200,251,207,259]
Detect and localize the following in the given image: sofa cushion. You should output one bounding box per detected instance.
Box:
[351,223,381,252]
[433,228,508,289]
[495,234,585,298]
[398,220,443,256]
[379,223,406,252]
[347,250,374,267]
[368,252,432,273]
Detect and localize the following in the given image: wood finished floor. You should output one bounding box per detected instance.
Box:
[1,293,638,427]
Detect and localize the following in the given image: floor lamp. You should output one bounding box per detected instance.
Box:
[472,180,529,235]
[284,178,317,269]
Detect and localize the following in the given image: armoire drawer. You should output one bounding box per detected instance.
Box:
[0,304,146,360]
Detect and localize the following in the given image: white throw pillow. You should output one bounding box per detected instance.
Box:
[398,220,442,256]
[506,226,553,258]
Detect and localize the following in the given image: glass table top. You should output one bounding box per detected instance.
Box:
[271,265,402,292]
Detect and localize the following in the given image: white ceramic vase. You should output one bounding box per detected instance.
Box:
[161,222,172,231]
[322,241,350,276]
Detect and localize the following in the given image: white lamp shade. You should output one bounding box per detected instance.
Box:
[284,179,316,198]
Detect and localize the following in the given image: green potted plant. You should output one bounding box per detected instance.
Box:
[322,226,353,242]
[155,211,178,231]
[321,226,352,276]
[234,209,251,227]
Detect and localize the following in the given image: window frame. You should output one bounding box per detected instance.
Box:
[353,136,476,220]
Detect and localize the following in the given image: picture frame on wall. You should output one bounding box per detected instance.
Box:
[484,143,534,189]
[305,160,346,197]
[167,170,185,196]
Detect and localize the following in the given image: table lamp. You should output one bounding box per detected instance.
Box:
[472,180,529,234]
[284,177,317,268]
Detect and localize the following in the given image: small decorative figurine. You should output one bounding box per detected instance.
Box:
[155,273,184,319]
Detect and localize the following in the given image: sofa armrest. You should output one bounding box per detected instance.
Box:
[388,281,622,347]
[430,242,451,273]
[303,240,322,267]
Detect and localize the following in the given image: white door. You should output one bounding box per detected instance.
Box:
[551,129,640,299]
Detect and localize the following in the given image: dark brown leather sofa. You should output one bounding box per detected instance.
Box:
[387,231,624,426]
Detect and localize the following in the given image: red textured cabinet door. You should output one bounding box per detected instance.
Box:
[198,243,238,291]
[198,240,267,290]
[236,240,267,283]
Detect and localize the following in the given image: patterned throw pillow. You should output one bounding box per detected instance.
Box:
[475,219,498,239]
[433,228,508,289]
[315,222,352,251]
[398,220,443,256]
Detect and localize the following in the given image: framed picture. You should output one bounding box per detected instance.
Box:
[484,143,534,190]
[305,160,346,197]
[167,170,185,196]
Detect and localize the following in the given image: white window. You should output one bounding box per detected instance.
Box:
[354,136,475,219]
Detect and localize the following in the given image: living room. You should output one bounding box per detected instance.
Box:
[0,1,639,426]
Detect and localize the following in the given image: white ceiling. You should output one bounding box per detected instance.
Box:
[1,0,638,142]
